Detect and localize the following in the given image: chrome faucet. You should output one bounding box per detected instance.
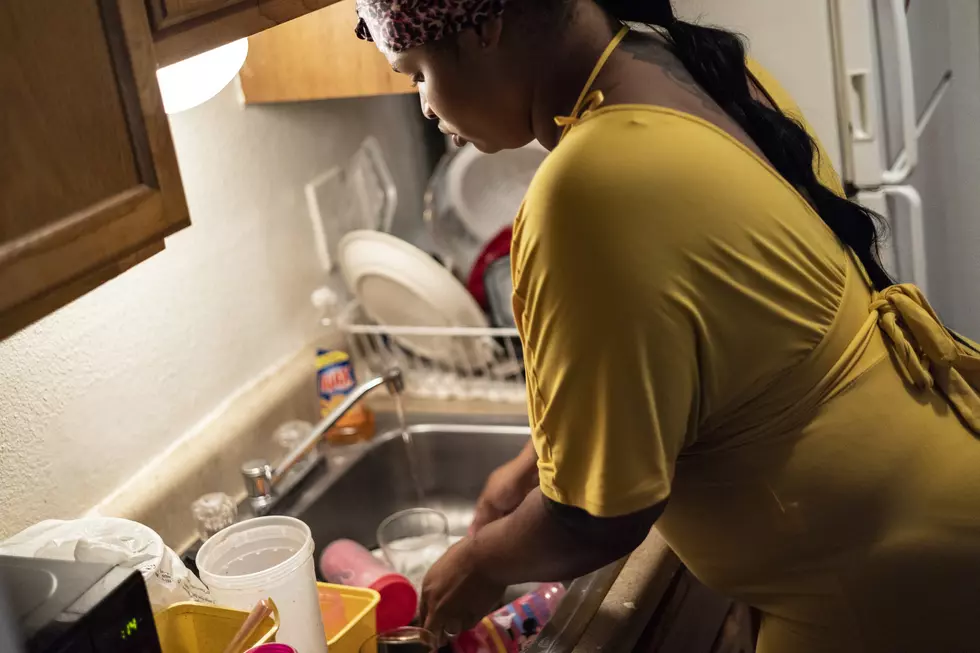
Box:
[241,368,404,515]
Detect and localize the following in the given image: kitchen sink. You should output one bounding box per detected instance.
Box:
[270,418,624,653]
[272,422,528,548]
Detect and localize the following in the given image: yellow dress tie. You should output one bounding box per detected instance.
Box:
[871,284,980,432]
[555,25,630,141]
[554,90,607,131]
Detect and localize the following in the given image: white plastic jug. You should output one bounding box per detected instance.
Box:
[196,516,326,652]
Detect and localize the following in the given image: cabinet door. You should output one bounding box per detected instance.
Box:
[239,0,416,102]
[149,0,249,30]
[151,0,337,67]
[0,0,189,339]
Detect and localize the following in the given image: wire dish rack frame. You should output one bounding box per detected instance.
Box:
[335,302,527,403]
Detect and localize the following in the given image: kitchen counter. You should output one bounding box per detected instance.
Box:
[544,529,745,653]
[526,529,681,653]
[571,530,680,653]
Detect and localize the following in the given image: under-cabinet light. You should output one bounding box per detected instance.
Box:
[156,38,248,114]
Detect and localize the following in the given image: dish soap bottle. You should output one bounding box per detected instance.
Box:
[313,286,375,446]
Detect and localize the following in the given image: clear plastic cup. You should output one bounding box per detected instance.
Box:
[377,509,450,588]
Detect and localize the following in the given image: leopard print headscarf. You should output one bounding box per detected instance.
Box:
[355,0,508,55]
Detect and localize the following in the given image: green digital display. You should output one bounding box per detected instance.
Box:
[120,617,139,640]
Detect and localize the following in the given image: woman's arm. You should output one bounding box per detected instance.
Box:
[420,488,664,634]
[475,489,664,584]
[470,439,539,534]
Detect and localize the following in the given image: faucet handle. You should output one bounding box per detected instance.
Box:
[191,492,237,540]
[242,459,274,502]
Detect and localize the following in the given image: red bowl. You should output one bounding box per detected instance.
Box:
[467,226,513,309]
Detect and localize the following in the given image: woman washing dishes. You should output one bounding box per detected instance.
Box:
[355,0,980,650]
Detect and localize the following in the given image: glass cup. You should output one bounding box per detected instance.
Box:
[377,508,450,588]
[359,627,438,653]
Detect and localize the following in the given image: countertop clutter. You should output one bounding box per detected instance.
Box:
[0,338,739,653]
[0,353,720,653]
[0,466,688,653]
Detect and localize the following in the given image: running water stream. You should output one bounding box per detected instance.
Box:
[393,392,426,503]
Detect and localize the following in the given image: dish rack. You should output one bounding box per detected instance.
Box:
[336,303,526,403]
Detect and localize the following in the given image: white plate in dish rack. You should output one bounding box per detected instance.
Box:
[337,230,497,367]
[445,142,547,242]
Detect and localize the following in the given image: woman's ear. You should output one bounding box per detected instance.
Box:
[474,15,504,49]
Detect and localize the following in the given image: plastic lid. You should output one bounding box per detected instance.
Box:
[372,573,419,632]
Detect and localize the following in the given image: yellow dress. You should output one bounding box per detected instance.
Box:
[512,35,980,653]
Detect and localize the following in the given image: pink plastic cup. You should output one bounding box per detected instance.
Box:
[320,539,418,632]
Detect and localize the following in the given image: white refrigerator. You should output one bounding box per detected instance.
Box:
[677,0,980,339]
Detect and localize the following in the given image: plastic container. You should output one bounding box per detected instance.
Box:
[247,645,297,653]
[451,584,566,653]
[155,601,278,653]
[320,539,417,632]
[318,583,381,653]
[320,584,349,636]
[196,516,327,653]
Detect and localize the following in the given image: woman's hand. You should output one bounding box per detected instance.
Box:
[421,488,663,639]
[470,440,539,535]
[419,537,506,639]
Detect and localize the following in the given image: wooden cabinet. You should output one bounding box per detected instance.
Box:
[0,0,189,339]
[149,0,249,30]
[239,0,416,103]
[1,0,377,339]
[148,0,248,30]
[150,0,338,66]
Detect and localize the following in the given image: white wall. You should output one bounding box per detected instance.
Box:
[0,83,429,539]
[676,0,843,170]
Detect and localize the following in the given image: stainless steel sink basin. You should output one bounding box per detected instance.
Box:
[271,419,623,653]
[273,422,529,549]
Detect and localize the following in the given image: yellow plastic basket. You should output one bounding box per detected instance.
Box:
[154,601,279,653]
[319,583,381,653]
